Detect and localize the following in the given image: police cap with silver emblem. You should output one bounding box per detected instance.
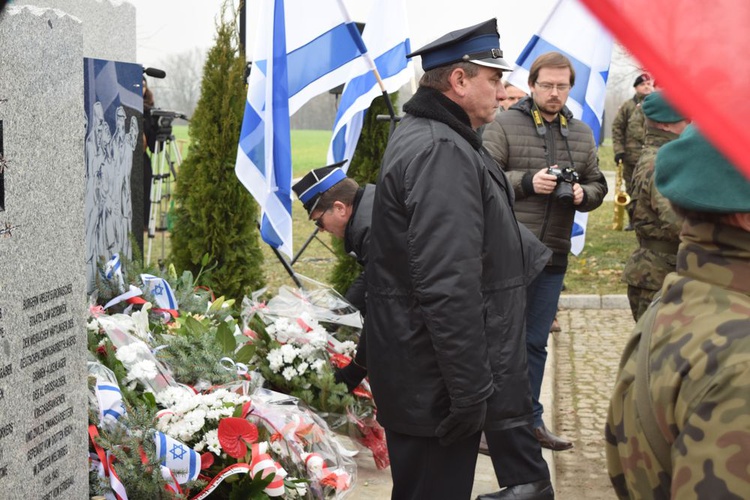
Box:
[406,18,511,71]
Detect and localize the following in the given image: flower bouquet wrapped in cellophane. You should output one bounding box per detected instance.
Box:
[241,277,389,470]
[87,360,207,500]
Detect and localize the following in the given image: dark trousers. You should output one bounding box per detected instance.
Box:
[385,429,481,500]
[485,424,550,487]
[525,269,565,427]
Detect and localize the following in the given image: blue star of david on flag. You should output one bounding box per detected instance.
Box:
[154,431,199,484]
[170,443,186,460]
[140,273,177,310]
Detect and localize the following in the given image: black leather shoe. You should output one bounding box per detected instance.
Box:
[624,223,634,231]
[534,424,573,451]
[475,479,554,500]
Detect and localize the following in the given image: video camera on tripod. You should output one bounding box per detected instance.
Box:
[147,108,189,142]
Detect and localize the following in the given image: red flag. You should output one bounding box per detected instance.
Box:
[579,0,750,180]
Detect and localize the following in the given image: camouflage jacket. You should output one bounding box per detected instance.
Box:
[607,219,750,499]
[621,128,683,289]
[612,94,646,166]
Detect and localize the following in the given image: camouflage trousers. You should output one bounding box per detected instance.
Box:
[622,160,636,196]
[627,285,658,322]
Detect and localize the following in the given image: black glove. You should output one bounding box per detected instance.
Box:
[614,152,625,165]
[334,362,368,392]
[435,400,487,447]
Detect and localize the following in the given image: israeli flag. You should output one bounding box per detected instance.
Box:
[102,253,125,292]
[327,0,412,170]
[140,273,177,310]
[236,0,371,257]
[153,431,200,484]
[95,379,126,430]
[508,0,612,254]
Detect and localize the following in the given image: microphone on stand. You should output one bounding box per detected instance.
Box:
[143,67,166,79]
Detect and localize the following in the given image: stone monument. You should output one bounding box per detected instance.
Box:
[0,5,89,498]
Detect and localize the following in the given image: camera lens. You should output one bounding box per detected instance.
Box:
[555,182,574,207]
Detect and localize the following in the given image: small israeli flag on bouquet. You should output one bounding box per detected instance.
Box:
[153,431,200,484]
[102,253,125,292]
[95,378,126,430]
[140,274,178,310]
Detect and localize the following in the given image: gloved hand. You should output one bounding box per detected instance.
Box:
[614,152,625,165]
[334,362,368,392]
[435,400,487,447]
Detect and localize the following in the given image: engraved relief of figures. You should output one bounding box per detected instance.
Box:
[84,102,139,290]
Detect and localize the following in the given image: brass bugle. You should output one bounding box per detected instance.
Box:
[615,191,631,206]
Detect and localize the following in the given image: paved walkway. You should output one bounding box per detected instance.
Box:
[347,297,634,499]
[552,305,634,499]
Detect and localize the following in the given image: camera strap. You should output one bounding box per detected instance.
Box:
[530,102,576,171]
[531,102,547,137]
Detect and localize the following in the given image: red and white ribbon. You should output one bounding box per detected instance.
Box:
[189,463,251,500]
[251,443,286,497]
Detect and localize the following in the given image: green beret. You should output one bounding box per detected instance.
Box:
[655,124,750,213]
[641,91,684,123]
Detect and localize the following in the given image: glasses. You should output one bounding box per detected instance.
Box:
[312,208,330,229]
[535,82,571,92]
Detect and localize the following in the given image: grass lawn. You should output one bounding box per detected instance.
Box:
[155,128,633,297]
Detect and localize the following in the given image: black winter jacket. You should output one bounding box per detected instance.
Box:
[343,185,374,314]
[365,87,550,436]
[483,97,608,267]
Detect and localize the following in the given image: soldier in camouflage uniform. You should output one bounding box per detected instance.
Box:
[606,123,750,499]
[621,92,688,321]
[612,73,653,229]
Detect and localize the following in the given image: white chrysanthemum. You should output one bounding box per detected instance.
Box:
[205,429,221,455]
[268,353,284,373]
[282,366,297,381]
[129,360,158,380]
[312,359,326,374]
[193,439,206,452]
[114,342,150,365]
[279,344,298,364]
[298,343,318,361]
[296,362,309,376]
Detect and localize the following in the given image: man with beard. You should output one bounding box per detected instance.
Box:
[366,19,553,500]
[483,51,608,455]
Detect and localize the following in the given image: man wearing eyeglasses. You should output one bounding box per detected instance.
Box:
[483,51,608,455]
[292,164,374,392]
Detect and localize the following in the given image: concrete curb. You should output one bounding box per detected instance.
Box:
[559,294,629,310]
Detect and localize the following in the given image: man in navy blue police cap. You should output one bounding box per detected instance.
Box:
[365,19,554,500]
[293,162,374,392]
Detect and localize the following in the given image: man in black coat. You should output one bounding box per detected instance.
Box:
[293,164,374,391]
[366,19,553,500]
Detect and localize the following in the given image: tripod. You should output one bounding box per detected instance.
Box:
[146,127,181,266]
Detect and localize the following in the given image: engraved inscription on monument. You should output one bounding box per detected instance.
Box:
[20,284,78,497]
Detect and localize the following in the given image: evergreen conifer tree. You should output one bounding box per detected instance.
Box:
[170,3,264,301]
[329,93,397,295]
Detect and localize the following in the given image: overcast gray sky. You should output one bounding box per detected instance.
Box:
[127,0,559,69]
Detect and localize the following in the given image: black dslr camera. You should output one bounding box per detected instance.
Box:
[547,165,579,207]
